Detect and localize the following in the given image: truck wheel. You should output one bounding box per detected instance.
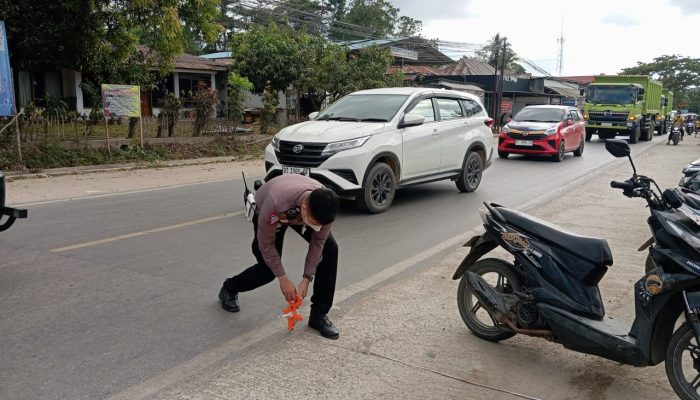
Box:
[456,151,483,192]
[585,128,594,142]
[356,162,396,214]
[644,121,654,141]
[629,125,640,143]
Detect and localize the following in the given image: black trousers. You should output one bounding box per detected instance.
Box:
[224,217,338,315]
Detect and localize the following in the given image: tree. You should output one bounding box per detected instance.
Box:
[2,1,222,75]
[332,0,399,40]
[476,34,525,74]
[621,55,700,110]
[395,16,422,37]
[227,73,254,131]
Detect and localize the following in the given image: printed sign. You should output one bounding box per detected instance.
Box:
[0,21,14,117]
[101,84,141,117]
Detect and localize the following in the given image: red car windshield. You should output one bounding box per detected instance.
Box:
[513,108,565,123]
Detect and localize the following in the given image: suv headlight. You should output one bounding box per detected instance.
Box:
[321,136,371,157]
[545,127,558,135]
[502,125,511,133]
[271,136,280,151]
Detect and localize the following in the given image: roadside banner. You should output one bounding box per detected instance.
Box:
[0,21,14,117]
[101,84,141,117]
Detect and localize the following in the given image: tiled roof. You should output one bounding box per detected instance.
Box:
[173,53,228,72]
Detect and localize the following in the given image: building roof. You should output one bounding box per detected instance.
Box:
[337,37,454,65]
[173,53,228,72]
[558,75,596,85]
[544,79,582,98]
[387,65,442,76]
[438,58,495,76]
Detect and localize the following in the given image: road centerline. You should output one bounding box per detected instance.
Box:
[50,211,243,253]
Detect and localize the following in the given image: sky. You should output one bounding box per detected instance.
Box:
[391,0,700,76]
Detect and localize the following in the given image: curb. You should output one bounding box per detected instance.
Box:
[4,156,258,182]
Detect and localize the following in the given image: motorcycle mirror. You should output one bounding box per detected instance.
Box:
[605,139,631,158]
[605,139,638,175]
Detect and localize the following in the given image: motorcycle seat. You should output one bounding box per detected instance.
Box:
[496,207,614,267]
[682,191,700,210]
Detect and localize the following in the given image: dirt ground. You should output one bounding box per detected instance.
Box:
[5,159,267,205]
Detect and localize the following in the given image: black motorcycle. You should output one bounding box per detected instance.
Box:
[671,125,683,145]
[680,158,700,193]
[453,139,700,399]
[0,171,27,232]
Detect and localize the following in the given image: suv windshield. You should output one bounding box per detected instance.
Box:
[587,85,636,105]
[317,94,409,122]
[513,108,565,123]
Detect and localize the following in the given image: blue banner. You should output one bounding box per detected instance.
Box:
[0,21,14,117]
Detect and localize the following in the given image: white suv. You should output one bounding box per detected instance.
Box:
[264,87,494,213]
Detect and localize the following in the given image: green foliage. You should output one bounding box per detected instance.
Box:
[476,34,524,74]
[44,95,67,120]
[333,0,398,40]
[227,73,253,128]
[621,55,700,111]
[2,0,223,87]
[395,16,422,37]
[261,81,279,134]
[229,23,304,94]
[192,88,220,136]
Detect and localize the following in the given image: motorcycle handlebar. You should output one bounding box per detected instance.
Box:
[610,180,634,191]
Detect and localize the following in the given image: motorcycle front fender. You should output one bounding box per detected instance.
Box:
[452,231,498,280]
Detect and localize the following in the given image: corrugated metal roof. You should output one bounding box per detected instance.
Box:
[173,53,228,71]
[200,51,232,59]
[387,65,441,75]
[438,58,495,75]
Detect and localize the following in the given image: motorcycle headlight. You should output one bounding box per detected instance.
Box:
[321,136,371,157]
[271,136,280,152]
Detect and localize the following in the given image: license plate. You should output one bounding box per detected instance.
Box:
[601,122,613,126]
[282,166,310,176]
[515,140,533,146]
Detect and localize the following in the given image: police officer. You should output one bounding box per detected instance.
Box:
[669,112,685,144]
[219,174,341,339]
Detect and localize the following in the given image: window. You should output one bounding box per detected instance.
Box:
[178,73,210,107]
[570,110,581,121]
[460,98,483,117]
[316,94,408,122]
[407,98,435,122]
[437,98,463,120]
[513,108,565,123]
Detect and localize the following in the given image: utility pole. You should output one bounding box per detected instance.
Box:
[490,34,501,127]
[496,38,507,132]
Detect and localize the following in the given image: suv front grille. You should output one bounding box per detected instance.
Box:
[588,111,628,122]
[276,140,330,168]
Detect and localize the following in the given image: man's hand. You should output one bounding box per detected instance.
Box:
[298,277,310,299]
[278,275,296,302]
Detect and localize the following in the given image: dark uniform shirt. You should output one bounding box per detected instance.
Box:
[255,174,332,278]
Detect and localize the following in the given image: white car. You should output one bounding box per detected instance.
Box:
[264,87,495,213]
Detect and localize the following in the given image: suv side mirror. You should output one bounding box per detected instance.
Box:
[308,112,319,120]
[399,113,425,128]
[566,118,574,126]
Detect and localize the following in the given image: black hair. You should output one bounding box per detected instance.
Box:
[308,187,339,225]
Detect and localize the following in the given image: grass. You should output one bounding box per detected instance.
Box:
[0,136,269,172]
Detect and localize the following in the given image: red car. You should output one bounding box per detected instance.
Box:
[498,105,586,162]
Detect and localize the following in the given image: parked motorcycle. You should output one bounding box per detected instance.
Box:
[0,171,27,232]
[680,158,700,192]
[453,139,700,399]
[671,125,683,145]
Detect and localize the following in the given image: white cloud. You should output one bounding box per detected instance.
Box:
[418,0,700,76]
[601,14,640,27]
[670,0,700,14]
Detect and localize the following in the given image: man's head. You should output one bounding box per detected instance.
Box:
[301,188,339,230]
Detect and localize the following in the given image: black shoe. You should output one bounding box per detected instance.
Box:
[218,286,240,312]
[308,312,340,340]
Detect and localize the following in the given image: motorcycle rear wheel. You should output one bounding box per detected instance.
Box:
[457,258,522,342]
[666,322,700,400]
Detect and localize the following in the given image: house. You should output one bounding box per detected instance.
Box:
[12,49,228,117]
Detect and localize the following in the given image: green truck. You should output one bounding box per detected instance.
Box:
[583,75,664,143]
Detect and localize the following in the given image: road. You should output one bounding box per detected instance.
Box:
[0,137,657,400]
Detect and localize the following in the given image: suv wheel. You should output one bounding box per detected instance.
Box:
[356,162,396,214]
[456,151,483,193]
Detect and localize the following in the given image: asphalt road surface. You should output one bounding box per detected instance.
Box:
[0,137,657,400]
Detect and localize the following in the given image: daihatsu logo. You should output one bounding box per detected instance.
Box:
[293,144,304,153]
[603,110,613,117]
